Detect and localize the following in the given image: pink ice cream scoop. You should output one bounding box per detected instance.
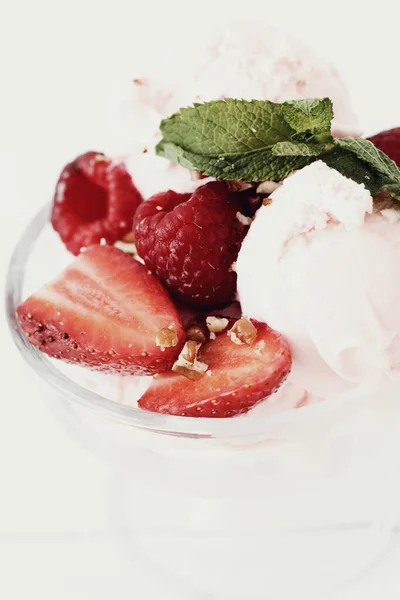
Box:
[236,161,400,401]
[114,23,359,198]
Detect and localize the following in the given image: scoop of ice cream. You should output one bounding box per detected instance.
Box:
[236,161,400,399]
[114,23,359,198]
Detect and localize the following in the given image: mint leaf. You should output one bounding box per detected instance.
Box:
[157,141,312,181]
[281,98,333,137]
[320,148,384,195]
[159,98,294,156]
[272,141,326,157]
[156,96,400,201]
[157,97,335,181]
[335,138,400,182]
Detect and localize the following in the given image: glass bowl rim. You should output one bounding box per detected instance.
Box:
[6,202,367,439]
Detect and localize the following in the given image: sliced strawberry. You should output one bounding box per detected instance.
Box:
[16,246,185,375]
[51,151,143,255]
[139,320,292,417]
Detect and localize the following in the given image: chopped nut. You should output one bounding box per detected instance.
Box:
[172,361,208,381]
[206,316,229,333]
[186,320,208,344]
[114,240,138,255]
[155,323,179,349]
[236,212,253,226]
[181,340,201,363]
[226,181,254,192]
[190,170,205,181]
[228,318,257,346]
[172,340,208,380]
[133,78,144,85]
[256,181,281,195]
[229,262,237,273]
[262,197,273,206]
[209,332,216,340]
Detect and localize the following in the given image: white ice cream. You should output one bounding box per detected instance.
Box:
[114,23,359,198]
[236,162,400,399]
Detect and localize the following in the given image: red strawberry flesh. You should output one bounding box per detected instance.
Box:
[52,152,143,255]
[139,320,292,417]
[133,182,248,310]
[16,245,185,375]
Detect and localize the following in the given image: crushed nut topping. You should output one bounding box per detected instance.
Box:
[186,320,208,344]
[181,340,201,363]
[190,170,206,181]
[256,181,281,195]
[172,340,208,381]
[236,212,253,226]
[155,323,178,349]
[227,318,257,346]
[226,181,253,192]
[206,316,229,333]
[114,240,138,255]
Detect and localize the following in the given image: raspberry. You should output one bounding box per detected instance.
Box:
[51,151,143,255]
[368,128,400,167]
[133,182,248,309]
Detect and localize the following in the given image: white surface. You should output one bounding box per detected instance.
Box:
[2,0,400,598]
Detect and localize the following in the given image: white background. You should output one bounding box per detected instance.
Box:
[2,0,400,598]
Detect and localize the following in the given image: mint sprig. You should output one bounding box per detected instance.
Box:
[156,97,331,182]
[156,97,400,203]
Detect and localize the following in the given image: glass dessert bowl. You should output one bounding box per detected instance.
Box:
[7,21,400,599]
[6,201,400,599]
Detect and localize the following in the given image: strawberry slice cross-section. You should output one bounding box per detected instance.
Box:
[16,245,185,375]
[139,320,292,417]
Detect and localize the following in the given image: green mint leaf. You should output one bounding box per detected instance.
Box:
[157,98,335,181]
[321,148,385,195]
[335,138,400,183]
[281,98,333,136]
[156,97,400,199]
[157,141,312,182]
[159,98,294,156]
[272,141,326,157]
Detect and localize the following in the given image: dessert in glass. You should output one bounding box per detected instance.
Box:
[6,23,400,599]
